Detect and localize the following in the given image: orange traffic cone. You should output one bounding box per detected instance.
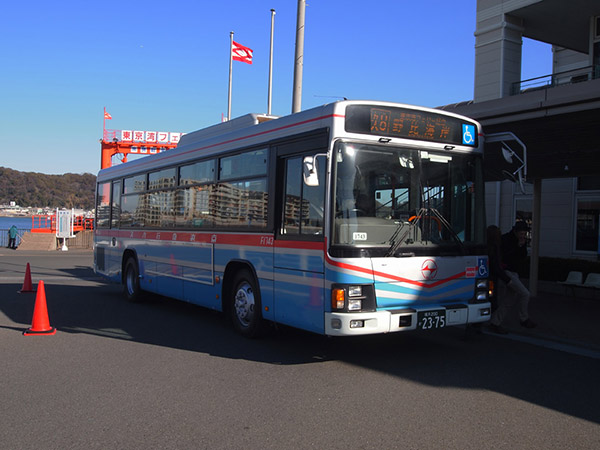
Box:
[23,280,56,336]
[19,262,36,293]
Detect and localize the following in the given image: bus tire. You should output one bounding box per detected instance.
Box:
[123,257,143,302]
[229,269,264,338]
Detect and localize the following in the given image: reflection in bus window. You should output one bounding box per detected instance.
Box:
[111,181,121,228]
[120,194,145,228]
[148,168,176,190]
[179,160,215,185]
[175,185,215,228]
[220,149,267,180]
[283,156,325,236]
[96,182,111,228]
[123,174,146,194]
[214,180,268,228]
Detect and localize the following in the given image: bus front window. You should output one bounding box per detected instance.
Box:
[332,142,485,256]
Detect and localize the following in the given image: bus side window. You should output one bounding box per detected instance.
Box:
[281,155,325,237]
[111,181,121,228]
[96,182,111,229]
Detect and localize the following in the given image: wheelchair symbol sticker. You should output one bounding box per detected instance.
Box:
[462,124,475,145]
[477,258,488,277]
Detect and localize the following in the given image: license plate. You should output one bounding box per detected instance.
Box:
[417,310,446,330]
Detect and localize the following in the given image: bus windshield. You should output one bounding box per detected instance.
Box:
[332,142,486,256]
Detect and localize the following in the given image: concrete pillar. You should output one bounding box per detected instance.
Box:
[529,178,542,297]
[474,10,523,102]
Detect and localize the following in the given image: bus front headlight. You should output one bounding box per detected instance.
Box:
[348,298,362,311]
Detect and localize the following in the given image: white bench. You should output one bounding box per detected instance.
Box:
[559,272,600,298]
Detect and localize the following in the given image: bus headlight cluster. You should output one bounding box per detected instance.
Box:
[331,284,375,312]
[473,279,489,303]
[348,285,362,310]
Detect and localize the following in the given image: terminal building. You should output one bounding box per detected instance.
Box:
[442,0,600,264]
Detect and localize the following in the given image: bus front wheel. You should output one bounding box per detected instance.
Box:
[123,257,143,302]
[229,270,264,338]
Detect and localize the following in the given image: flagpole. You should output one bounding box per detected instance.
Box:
[268,9,275,116]
[103,107,106,139]
[227,31,234,121]
[292,0,306,114]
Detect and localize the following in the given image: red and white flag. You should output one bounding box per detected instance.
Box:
[232,41,253,64]
[104,111,112,120]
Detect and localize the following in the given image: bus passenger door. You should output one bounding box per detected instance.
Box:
[94,180,121,282]
[274,152,326,334]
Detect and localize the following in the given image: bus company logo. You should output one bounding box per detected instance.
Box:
[260,236,274,246]
[421,259,438,280]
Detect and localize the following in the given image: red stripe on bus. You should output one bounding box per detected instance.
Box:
[95,229,275,247]
[324,251,466,288]
[274,240,325,250]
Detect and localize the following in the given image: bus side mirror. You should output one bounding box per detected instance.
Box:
[485,132,527,194]
[303,156,319,187]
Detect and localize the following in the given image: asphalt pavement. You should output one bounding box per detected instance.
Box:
[1,249,599,449]
[485,279,600,357]
[2,248,599,358]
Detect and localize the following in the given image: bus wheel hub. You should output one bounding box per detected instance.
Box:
[234,282,255,326]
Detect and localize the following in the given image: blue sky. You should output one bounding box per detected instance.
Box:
[0,0,551,175]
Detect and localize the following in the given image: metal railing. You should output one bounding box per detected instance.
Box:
[0,228,26,248]
[31,214,94,234]
[511,65,599,95]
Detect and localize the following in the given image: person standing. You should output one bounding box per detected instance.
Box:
[486,225,510,313]
[488,221,537,334]
[8,224,18,249]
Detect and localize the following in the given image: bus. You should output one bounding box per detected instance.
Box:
[94,100,491,337]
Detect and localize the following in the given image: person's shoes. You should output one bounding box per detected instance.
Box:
[488,324,508,335]
[520,319,537,329]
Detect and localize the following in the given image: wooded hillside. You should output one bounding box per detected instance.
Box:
[0,167,96,210]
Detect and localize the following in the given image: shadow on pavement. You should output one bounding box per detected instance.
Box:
[1,279,599,425]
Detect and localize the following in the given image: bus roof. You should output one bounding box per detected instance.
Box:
[96,100,480,182]
[178,113,278,148]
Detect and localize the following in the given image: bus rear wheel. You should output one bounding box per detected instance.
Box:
[123,257,143,302]
[229,269,264,338]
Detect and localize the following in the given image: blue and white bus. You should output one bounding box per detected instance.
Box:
[94,101,491,337]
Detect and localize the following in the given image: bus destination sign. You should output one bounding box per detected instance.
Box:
[345,105,478,147]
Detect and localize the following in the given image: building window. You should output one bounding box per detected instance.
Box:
[575,199,600,252]
[577,176,600,191]
[514,197,532,227]
[513,197,532,248]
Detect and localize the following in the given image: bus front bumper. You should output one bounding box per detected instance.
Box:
[324,303,491,336]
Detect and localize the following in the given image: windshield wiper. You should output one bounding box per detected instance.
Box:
[385,222,415,257]
[421,207,467,254]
